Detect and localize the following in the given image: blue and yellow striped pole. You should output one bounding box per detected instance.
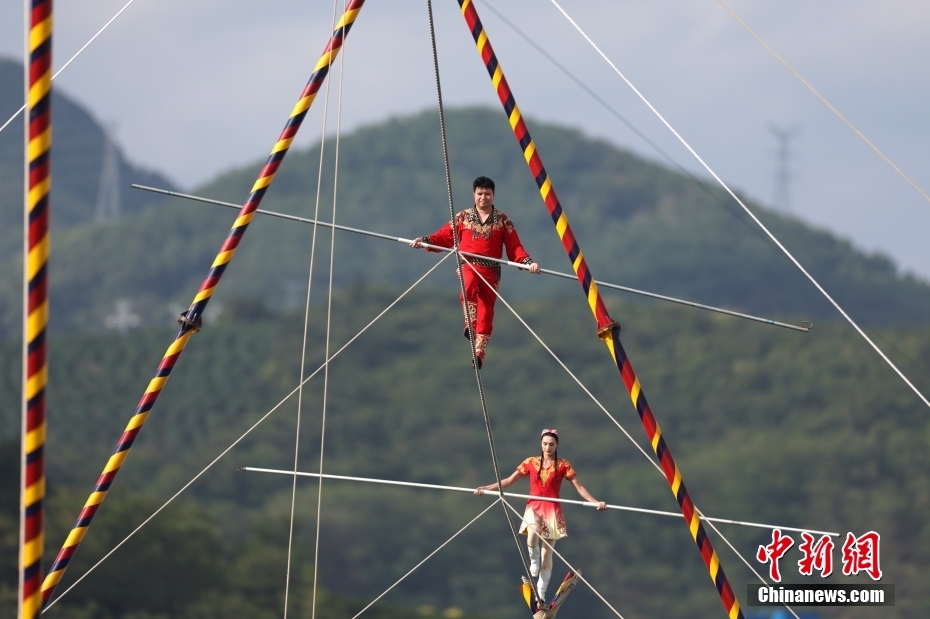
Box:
[21,1,52,618]
[39,0,366,605]
[456,1,743,617]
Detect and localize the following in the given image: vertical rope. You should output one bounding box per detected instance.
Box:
[454,2,744,617]
[39,1,367,606]
[310,2,348,614]
[282,0,342,615]
[425,0,537,600]
[461,255,801,619]
[21,2,52,618]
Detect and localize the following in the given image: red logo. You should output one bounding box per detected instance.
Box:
[841,531,882,581]
[756,528,795,582]
[797,532,835,577]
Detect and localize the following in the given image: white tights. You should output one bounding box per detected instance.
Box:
[527,530,556,600]
[526,530,555,571]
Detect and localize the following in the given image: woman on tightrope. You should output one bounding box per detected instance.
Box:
[474,429,606,606]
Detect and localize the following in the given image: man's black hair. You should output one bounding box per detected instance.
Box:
[473,176,495,192]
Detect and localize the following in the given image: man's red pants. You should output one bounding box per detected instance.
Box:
[459,263,499,360]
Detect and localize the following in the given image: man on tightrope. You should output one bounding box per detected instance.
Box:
[410,176,539,369]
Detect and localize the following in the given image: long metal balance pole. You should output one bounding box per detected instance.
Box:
[455,1,746,617]
[39,1,367,607]
[132,184,811,333]
[239,467,839,537]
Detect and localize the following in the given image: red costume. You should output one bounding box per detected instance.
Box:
[515,456,576,540]
[420,206,533,364]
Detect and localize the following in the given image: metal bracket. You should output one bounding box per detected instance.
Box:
[177,310,203,333]
[596,320,621,341]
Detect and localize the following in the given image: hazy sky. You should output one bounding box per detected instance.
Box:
[2,0,929,279]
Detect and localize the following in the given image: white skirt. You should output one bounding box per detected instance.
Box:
[518,501,568,540]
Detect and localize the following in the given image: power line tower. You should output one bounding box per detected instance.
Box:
[769,123,801,213]
[95,123,122,222]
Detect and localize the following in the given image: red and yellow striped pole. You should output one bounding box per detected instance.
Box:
[455,2,743,617]
[21,2,52,618]
[39,0,366,605]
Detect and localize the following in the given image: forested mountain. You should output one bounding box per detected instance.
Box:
[1,53,928,619]
[0,57,176,258]
[0,97,929,336]
[0,290,927,619]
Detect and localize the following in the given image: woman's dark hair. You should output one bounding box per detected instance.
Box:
[473,176,495,192]
[538,432,559,481]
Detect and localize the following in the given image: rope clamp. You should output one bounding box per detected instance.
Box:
[596,321,621,341]
[177,310,203,333]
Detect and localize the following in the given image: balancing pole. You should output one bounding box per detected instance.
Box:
[21,1,53,618]
[455,2,744,617]
[239,467,839,537]
[38,0,366,606]
[132,183,812,333]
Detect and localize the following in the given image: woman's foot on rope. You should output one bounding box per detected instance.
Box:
[532,601,549,619]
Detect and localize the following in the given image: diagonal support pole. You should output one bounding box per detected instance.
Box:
[454,1,744,617]
[38,0,366,607]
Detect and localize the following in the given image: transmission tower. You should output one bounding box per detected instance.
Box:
[95,123,122,222]
[769,123,800,213]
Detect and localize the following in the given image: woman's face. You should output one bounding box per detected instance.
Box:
[541,435,558,457]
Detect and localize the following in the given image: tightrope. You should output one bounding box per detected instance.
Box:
[427,0,538,601]
[455,2,745,616]
[462,253,801,619]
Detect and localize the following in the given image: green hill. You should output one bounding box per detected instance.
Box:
[0,288,927,618]
[1,103,929,336]
[0,57,177,259]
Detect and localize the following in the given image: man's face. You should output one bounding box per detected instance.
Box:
[474,187,494,209]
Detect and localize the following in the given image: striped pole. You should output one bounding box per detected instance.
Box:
[455,2,743,617]
[21,1,52,618]
[39,0,366,606]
